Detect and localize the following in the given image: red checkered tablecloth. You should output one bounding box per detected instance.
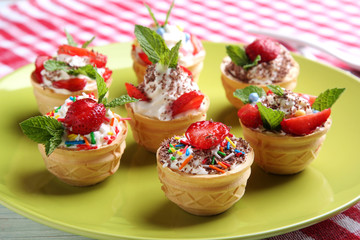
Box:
[0,0,359,239]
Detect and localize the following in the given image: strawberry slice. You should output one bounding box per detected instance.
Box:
[280,108,331,136]
[298,93,317,106]
[180,65,193,80]
[102,67,112,82]
[185,121,230,149]
[138,52,152,65]
[190,34,203,55]
[34,55,52,83]
[125,83,150,101]
[58,45,107,68]
[64,98,106,135]
[52,78,87,92]
[171,91,204,117]
[237,104,262,128]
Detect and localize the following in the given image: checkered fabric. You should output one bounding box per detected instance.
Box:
[0,0,359,239]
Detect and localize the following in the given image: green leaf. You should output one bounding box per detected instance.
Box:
[267,85,284,96]
[312,88,345,111]
[20,116,64,156]
[65,29,78,47]
[44,60,69,72]
[257,102,285,130]
[144,3,159,28]
[81,36,95,48]
[167,40,181,68]
[68,65,97,79]
[104,95,139,108]
[233,85,266,104]
[95,71,108,104]
[134,25,167,65]
[164,0,175,26]
[226,45,260,70]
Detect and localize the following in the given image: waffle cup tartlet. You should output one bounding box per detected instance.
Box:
[38,119,127,186]
[125,95,209,153]
[156,121,254,216]
[31,72,112,115]
[240,118,331,175]
[221,38,299,109]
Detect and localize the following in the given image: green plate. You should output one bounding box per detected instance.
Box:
[0,42,359,240]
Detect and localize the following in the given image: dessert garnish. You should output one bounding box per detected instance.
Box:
[235,85,345,135]
[20,68,137,155]
[159,120,250,174]
[226,38,281,70]
[144,0,175,29]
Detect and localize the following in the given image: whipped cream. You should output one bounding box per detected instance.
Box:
[47,93,124,149]
[40,54,106,94]
[130,64,206,121]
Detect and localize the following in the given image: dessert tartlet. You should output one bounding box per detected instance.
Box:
[221,38,299,108]
[237,85,345,174]
[157,120,254,216]
[20,75,137,186]
[31,31,113,114]
[131,1,205,83]
[125,25,210,153]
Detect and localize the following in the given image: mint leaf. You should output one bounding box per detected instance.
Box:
[20,116,64,156]
[135,25,167,64]
[312,88,345,111]
[144,3,160,28]
[267,85,284,96]
[164,0,175,26]
[257,102,285,130]
[44,60,69,72]
[65,29,77,47]
[68,65,97,79]
[95,71,108,104]
[167,40,181,68]
[81,36,95,48]
[226,45,260,69]
[233,85,266,104]
[104,95,139,108]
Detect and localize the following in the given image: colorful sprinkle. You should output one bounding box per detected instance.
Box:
[209,165,225,173]
[90,132,96,144]
[68,134,78,141]
[83,136,90,146]
[226,136,236,148]
[177,151,183,156]
[223,152,235,161]
[175,144,185,148]
[110,118,115,126]
[104,117,110,122]
[171,156,176,161]
[218,161,228,169]
[108,132,114,135]
[226,141,230,150]
[211,156,216,165]
[185,148,191,156]
[217,151,226,157]
[174,136,181,140]
[65,140,85,145]
[179,155,193,170]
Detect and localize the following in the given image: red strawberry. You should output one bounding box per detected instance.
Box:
[58,45,107,68]
[245,38,280,63]
[138,52,152,65]
[64,98,106,135]
[125,83,150,101]
[34,55,52,83]
[185,121,230,149]
[190,34,203,55]
[298,93,317,106]
[180,65,193,80]
[52,78,87,92]
[280,108,331,136]
[171,91,204,117]
[102,67,112,82]
[237,104,262,128]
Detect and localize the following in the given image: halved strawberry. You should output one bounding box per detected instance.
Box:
[180,65,193,80]
[298,93,317,106]
[280,108,331,136]
[245,38,280,63]
[58,45,107,68]
[185,121,230,149]
[190,34,203,55]
[52,78,87,92]
[237,104,262,128]
[102,67,112,82]
[125,83,150,101]
[34,55,52,83]
[171,91,204,117]
[138,52,152,65]
[64,98,106,135]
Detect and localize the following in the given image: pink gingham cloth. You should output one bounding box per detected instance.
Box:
[0,0,359,239]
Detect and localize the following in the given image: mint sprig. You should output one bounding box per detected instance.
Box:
[44,60,97,80]
[64,29,95,48]
[233,85,266,104]
[103,95,138,108]
[134,25,181,68]
[164,0,175,26]
[256,102,285,130]
[144,3,160,28]
[20,116,64,156]
[267,85,284,96]
[144,0,175,27]
[226,45,260,70]
[312,88,345,111]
